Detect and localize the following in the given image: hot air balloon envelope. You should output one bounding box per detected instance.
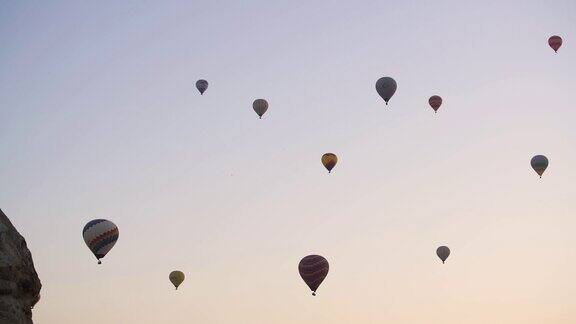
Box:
[169,271,185,290]
[531,155,549,178]
[321,153,338,173]
[83,219,119,264]
[196,79,208,95]
[299,255,329,295]
[253,99,269,119]
[548,36,562,53]
[436,246,450,264]
[429,95,442,112]
[375,77,397,105]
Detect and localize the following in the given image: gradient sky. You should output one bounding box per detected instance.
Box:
[2,1,576,323]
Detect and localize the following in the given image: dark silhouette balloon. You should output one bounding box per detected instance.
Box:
[253,99,268,119]
[548,36,562,53]
[436,246,450,264]
[375,77,397,105]
[429,95,442,113]
[169,271,185,290]
[299,255,329,296]
[196,79,208,95]
[83,219,119,264]
[531,155,549,178]
[321,153,338,173]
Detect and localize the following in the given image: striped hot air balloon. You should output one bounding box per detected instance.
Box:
[196,79,208,95]
[298,255,329,296]
[83,219,119,264]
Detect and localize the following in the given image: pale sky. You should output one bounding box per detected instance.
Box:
[2,1,576,323]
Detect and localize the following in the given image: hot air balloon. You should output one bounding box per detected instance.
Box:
[436,246,450,264]
[299,255,329,296]
[321,153,338,173]
[196,79,208,95]
[83,219,119,264]
[375,77,397,105]
[548,36,562,53]
[253,99,268,119]
[531,155,549,178]
[429,95,442,113]
[169,271,185,290]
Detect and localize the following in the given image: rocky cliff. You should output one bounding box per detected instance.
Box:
[0,209,41,324]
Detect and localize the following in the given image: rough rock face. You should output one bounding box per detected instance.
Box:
[0,209,41,324]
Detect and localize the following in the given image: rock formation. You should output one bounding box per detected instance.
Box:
[0,209,41,324]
